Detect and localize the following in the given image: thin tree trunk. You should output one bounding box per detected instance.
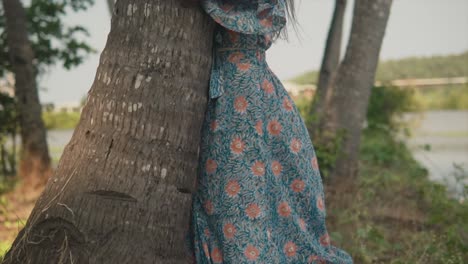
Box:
[308,0,347,138]
[2,1,214,263]
[2,0,52,192]
[324,0,393,185]
[107,0,114,15]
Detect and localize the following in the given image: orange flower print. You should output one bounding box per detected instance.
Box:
[277,201,291,217]
[283,97,293,111]
[290,138,302,153]
[271,160,282,176]
[298,218,307,231]
[260,17,273,28]
[317,195,325,211]
[230,136,245,155]
[283,241,297,257]
[206,158,217,174]
[210,120,218,131]
[204,200,214,215]
[311,156,319,170]
[225,179,240,197]
[245,203,261,219]
[223,223,237,239]
[291,178,305,193]
[234,96,248,114]
[237,63,251,71]
[211,247,223,263]
[267,119,282,136]
[262,79,274,94]
[251,160,265,176]
[203,243,210,259]
[319,232,331,246]
[255,120,263,135]
[228,52,244,63]
[244,244,260,261]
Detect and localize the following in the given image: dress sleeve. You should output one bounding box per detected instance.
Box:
[201,0,287,35]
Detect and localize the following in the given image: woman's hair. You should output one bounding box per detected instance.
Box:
[183,0,298,39]
[282,0,298,40]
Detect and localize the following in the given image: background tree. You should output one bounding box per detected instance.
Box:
[322,0,393,186]
[106,0,113,15]
[2,0,213,263]
[307,0,347,139]
[0,90,17,177]
[0,0,94,193]
[2,0,53,194]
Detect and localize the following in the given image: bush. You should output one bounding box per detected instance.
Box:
[295,85,468,263]
[42,111,81,130]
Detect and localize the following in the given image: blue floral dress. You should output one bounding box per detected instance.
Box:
[185,0,353,263]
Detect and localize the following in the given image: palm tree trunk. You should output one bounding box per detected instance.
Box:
[308,0,347,138]
[324,0,393,185]
[2,0,52,192]
[2,1,214,263]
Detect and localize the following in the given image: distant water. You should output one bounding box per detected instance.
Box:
[401,110,468,199]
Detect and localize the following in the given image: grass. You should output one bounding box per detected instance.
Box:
[0,241,11,261]
[411,84,468,110]
[324,128,468,263]
[295,86,468,263]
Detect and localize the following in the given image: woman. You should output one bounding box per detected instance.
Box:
[185,0,353,263]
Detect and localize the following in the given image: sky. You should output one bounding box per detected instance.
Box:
[38,0,468,105]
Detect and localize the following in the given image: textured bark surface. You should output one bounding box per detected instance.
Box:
[2,1,213,263]
[324,0,393,183]
[308,0,347,139]
[2,0,52,191]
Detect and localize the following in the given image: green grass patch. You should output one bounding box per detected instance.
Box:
[0,241,12,262]
[412,84,468,110]
[327,129,468,263]
[42,111,81,130]
[295,86,468,263]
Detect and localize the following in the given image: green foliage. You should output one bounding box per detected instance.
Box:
[294,86,468,263]
[361,86,417,165]
[366,86,416,131]
[0,240,11,262]
[291,71,319,86]
[0,92,17,177]
[42,111,81,130]
[291,51,468,85]
[294,97,345,179]
[412,84,468,110]
[376,51,468,82]
[0,0,95,76]
[0,92,16,135]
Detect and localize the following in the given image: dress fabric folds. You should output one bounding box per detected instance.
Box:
[185,0,354,263]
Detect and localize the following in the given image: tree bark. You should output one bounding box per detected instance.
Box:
[324,0,393,184]
[2,1,214,263]
[308,0,347,138]
[2,0,52,193]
